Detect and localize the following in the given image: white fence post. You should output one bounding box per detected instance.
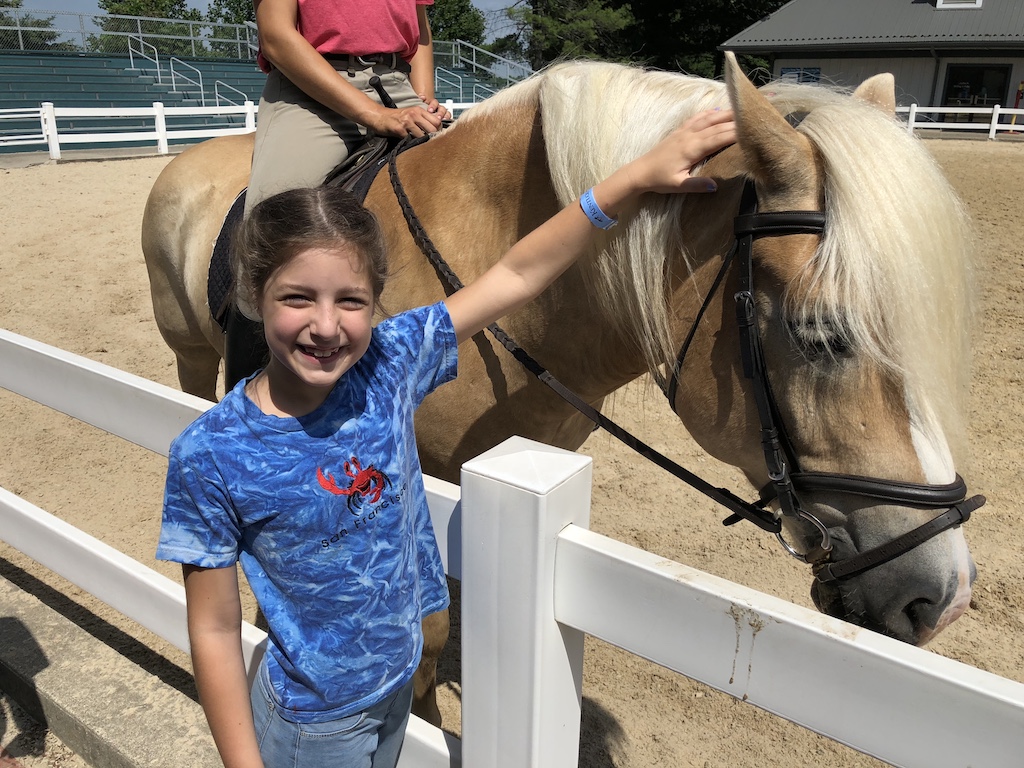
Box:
[244,100,256,131]
[906,102,917,134]
[989,104,1002,139]
[154,102,169,155]
[460,437,590,767]
[41,101,60,159]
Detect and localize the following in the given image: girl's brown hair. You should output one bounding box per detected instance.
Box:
[232,186,388,313]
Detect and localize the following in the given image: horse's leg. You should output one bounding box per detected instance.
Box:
[174,344,222,403]
[412,608,449,726]
[144,262,223,402]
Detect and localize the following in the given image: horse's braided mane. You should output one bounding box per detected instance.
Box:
[462,61,974,463]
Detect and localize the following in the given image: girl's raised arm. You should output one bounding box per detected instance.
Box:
[443,108,736,345]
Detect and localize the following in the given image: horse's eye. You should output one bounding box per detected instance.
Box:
[788,317,851,360]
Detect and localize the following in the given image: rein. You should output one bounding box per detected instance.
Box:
[385,140,983,582]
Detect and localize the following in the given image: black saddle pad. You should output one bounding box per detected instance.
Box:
[208,189,247,332]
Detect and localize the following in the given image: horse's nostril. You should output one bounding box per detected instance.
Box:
[904,596,935,622]
[810,579,845,619]
[907,567,973,645]
[903,596,944,645]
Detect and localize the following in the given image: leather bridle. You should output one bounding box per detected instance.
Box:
[663,180,985,582]
[385,136,984,585]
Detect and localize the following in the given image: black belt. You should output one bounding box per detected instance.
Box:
[324,52,407,71]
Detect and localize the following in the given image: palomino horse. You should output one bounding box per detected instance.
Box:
[142,53,981,725]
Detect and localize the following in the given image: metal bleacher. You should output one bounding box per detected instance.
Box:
[0,50,265,153]
[0,21,527,155]
[434,65,501,104]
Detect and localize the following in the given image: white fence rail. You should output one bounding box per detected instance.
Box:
[2,100,1019,163]
[3,327,1024,766]
[37,100,256,158]
[897,104,1024,138]
[0,99,479,160]
[0,106,46,147]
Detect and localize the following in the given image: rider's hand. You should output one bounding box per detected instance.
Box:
[366,104,446,138]
[418,93,451,122]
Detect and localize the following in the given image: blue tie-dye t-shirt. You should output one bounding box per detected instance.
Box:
[157,302,457,723]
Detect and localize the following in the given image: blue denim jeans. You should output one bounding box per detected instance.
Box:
[250,659,414,768]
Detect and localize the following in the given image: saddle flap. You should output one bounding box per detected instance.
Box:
[323,135,401,199]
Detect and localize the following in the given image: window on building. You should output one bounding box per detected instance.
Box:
[942,64,1010,107]
[780,67,821,84]
[936,0,983,9]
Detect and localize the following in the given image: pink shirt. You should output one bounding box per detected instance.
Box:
[258,0,432,73]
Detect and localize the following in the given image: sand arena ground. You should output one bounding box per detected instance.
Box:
[0,137,1021,767]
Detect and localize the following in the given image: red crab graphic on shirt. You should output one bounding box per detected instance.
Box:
[317,457,391,513]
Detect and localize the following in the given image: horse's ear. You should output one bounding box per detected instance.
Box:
[724,51,815,196]
[853,73,896,115]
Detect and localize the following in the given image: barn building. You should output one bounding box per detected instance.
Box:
[721,0,1024,109]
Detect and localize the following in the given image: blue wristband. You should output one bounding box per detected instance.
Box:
[580,187,618,230]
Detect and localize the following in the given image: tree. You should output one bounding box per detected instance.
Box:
[206,0,254,25]
[611,0,787,78]
[0,0,76,52]
[91,0,206,57]
[486,0,784,76]
[491,0,634,70]
[428,0,486,47]
[205,0,255,59]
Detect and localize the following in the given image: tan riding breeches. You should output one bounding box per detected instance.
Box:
[244,58,423,217]
[235,59,424,319]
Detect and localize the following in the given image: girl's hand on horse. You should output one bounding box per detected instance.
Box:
[626,108,737,195]
[582,108,735,224]
[443,109,735,346]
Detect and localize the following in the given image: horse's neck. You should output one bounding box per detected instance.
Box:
[375,105,654,399]
[370,103,555,272]
[426,103,559,238]
[672,150,749,301]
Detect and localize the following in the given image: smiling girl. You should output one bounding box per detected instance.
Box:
[157,108,735,768]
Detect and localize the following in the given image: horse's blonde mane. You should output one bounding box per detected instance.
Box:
[463,62,973,461]
[464,61,729,366]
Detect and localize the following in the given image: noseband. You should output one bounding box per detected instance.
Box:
[663,180,985,582]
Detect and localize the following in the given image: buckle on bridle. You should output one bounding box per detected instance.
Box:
[777,509,833,562]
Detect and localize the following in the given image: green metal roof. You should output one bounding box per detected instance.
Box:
[721,0,1024,53]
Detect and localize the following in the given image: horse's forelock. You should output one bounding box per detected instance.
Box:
[780,89,973,463]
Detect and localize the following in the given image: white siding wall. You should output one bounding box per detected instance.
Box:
[773,55,1024,107]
